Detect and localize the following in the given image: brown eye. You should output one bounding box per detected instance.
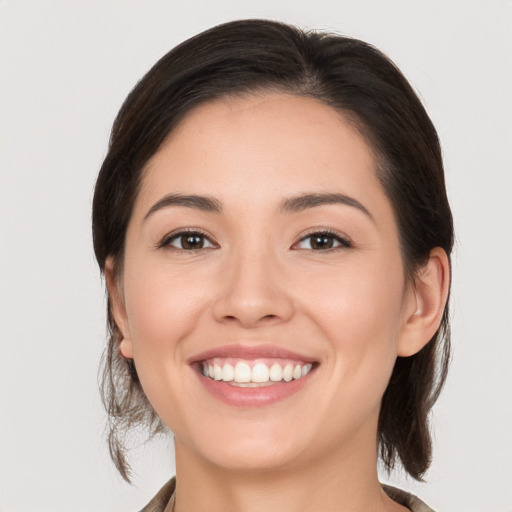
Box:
[310,234,335,250]
[295,231,351,251]
[181,234,205,249]
[164,231,216,250]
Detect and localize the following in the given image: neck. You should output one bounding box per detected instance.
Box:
[171,426,407,512]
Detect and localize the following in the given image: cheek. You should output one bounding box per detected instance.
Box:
[121,262,212,400]
[299,258,405,388]
[124,263,202,342]
[121,265,210,428]
[301,256,405,337]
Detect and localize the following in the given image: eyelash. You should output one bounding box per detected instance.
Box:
[293,229,352,252]
[157,229,217,252]
[158,228,352,253]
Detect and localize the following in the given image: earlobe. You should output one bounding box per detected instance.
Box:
[398,247,450,357]
[105,257,134,359]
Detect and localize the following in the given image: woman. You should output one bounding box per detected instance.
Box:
[92,19,453,512]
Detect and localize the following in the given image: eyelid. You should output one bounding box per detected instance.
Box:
[292,228,353,250]
[157,228,218,250]
[156,227,351,252]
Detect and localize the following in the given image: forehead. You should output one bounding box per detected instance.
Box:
[136,92,386,215]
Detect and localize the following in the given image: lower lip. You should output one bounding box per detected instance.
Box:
[196,370,314,407]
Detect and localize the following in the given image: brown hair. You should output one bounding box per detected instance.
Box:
[93,19,453,482]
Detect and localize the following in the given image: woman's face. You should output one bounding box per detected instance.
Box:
[111,93,419,472]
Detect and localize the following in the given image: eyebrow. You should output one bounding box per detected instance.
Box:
[280,193,373,220]
[144,192,373,221]
[144,194,222,220]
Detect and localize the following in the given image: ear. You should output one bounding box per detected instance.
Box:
[105,257,134,359]
[398,247,450,357]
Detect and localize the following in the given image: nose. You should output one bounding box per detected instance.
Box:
[212,248,295,328]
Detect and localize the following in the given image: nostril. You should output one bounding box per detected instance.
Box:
[220,313,280,324]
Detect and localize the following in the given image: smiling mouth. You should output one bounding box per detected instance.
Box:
[198,358,315,387]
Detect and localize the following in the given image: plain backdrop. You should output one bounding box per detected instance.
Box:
[1,1,511,511]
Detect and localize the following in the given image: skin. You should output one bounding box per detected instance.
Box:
[107,93,450,512]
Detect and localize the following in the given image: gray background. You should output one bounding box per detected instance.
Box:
[1,1,511,511]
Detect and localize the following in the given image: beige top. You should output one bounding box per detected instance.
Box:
[139,477,435,512]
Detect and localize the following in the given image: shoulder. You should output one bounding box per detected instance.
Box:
[381,483,436,512]
[139,477,176,512]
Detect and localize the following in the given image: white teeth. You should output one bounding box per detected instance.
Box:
[234,362,251,383]
[202,360,314,383]
[222,363,234,382]
[213,363,223,380]
[302,363,312,376]
[282,364,293,382]
[269,363,283,382]
[251,363,270,383]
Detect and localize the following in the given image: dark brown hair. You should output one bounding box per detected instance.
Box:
[93,19,453,483]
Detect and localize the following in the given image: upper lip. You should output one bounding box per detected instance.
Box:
[188,343,317,364]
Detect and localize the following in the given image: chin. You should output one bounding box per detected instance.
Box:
[181,420,310,474]
[205,443,300,474]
